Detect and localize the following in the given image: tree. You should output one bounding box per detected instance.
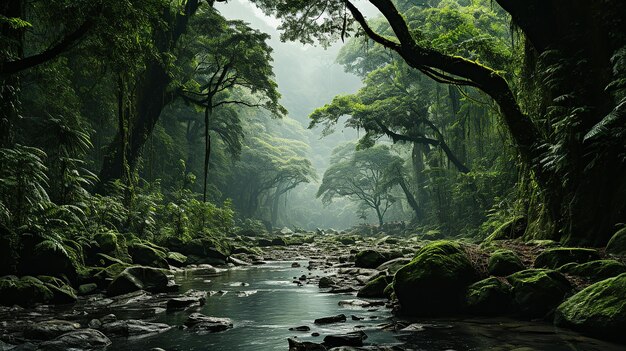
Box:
[178,9,286,202]
[318,143,402,226]
[256,0,626,245]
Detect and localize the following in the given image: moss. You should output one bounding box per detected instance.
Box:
[485,216,527,241]
[506,269,571,317]
[0,276,54,307]
[357,275,391,298]
[383,283,394,299]
[393,241,479,316]
[128,242,169,269]
[558,260,626,282]
[354,250,389,269]
[166,252,188,267]
[534,247,600,269]
[606,227,626,256]
[94,232,118,253]
[466,277,513,315]
[487,250,525,276]
[37,276,77,304]
[555,273,626,342]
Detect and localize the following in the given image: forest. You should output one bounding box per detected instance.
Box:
[0,0,625,350]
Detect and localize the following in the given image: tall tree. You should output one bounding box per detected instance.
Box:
[318,143,402,227]
[256,0,626,245]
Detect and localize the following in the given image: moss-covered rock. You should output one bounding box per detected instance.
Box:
[179,237,231,261]
[555,273,626,342]
[486,216,527,241]
[487,250,525,276]
[354,250,400,269]
[376,257,412,275]
[106,266,169,297]
[0,276,54,306]
[383,283,394,299]
[128,243,169,269]
[393,241,479,316]
[19,243,79,284]
[534,247,600,269]
[606,227,626,256]
[94,232,118,253]
[37,276,77,304]
[558,260,626,282]
[506,269,571,317]
[357,275,390,298]
[466,277,513,315]
[166,252,187,267]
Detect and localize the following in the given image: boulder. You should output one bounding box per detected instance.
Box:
[180,237,231,262]
[94,232,118,253]
[533,247,600,269]
[100,319,171,337]
[487,250,525,276]
[555,273,626,342]
[37,276,77,304]
[465,277,513,315]
[24,320,81,340]
[357,275,390,298]
[106,266,169,296]
[184,313,233,333]
[20,243,79,283]
[128,243,169,269]
[318,276,335,288]
[78,283,98,296]
[506,269,571,317]
[314,314,346,324]
[354,250,389,269]
[166,290,207,310]
[393,241,479,315]
[288,338,327,351]
[606,227,626,256]
[485,216,527,241]
[323,331,367,347]
[375,257,411,275]
[558,260,626,282]
[0,275,53,307]
[38,329,111,351]
[166,252,188,267]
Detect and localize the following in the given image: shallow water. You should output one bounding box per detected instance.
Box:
[108,261,398,350]
[98,261,623,351]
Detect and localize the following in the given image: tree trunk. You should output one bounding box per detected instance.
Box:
[97,0,202,190]
[202,106,212,202]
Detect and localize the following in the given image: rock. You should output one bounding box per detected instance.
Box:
[375,257,411,275]
[318,276,335,288]
[227,256,251,266]
[184,313,233,333]
[166,290,207,310]
[606,227,626,256]
[38,329,111,350]
[323,331,367,347]
[94,232,118,253]
[554,273,626,342]
[37,276,77,304]
[291,262,301,268]
[506,269,571,317]
[24,320,81,340]
[465,277,513,315]
[558,259,626,282]
[106,266,169,296]
[179,238,231,262]
[485,216,527,241]
[288,338,327,351]
[272,237,287,246]
[280,227,294,235]
[487,250,525,276]
[354,250,388,269]
[289,325,311,331]
[314,314,346,324]
[100,319,171,337]
[0,275,53,307]
[166,252,187,267]
[534,247,600,269]
[20,243,79,284]
[79,283,98,296]
[357,275,390,298]
[393,241,479,315]
[338,237,356,245]
[128,242,169,269]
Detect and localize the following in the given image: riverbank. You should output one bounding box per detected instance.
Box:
[1,230,626,350]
